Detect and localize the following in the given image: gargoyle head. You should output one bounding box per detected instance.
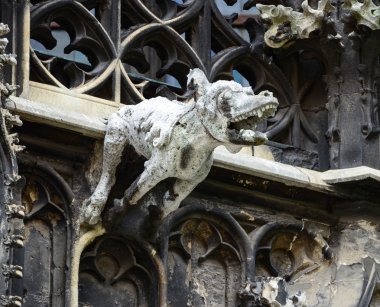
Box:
[188,69,278,146]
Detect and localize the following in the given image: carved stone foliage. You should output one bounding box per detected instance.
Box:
[257,0,335,48]
[0,22,24,307]
[19,163,73,307]
[0,22,21,180]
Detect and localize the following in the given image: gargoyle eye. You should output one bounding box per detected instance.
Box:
[222,90,233,100]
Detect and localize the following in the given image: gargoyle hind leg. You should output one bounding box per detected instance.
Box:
[161,177,205,217]
[81,112,129,225]
[162,156,213,216]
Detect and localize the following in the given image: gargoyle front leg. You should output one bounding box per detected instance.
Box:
[81,112,129,225]
[161,179,200,216]
[162,155,213,216]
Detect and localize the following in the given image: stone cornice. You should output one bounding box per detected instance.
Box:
[7,90,380,204]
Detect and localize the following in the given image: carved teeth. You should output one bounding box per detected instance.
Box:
[231,103,277,122]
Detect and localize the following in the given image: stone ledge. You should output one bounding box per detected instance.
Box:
[6,94,380,201]
[321,166,380,184]
[7,95,108,138]
[213,146,331,192]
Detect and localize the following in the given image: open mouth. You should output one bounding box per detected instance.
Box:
[227,101,278,132]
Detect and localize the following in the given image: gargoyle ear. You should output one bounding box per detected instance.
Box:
[187,68,210,99]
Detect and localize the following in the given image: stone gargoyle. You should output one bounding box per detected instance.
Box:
[80,69,278,225]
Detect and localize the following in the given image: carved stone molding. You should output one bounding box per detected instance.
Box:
[0,21,24,306]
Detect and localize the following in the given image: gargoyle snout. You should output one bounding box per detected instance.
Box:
[227,89,278,123]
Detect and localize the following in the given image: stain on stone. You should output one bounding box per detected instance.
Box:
[219,99,231,116]
[180,144,194,169]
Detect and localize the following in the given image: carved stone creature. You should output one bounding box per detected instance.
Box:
[81,69,278,225]
[257,0,335,48]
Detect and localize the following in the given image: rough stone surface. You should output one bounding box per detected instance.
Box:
[261,277,307,306]
[269,145,319,170]
[286,220,380,307]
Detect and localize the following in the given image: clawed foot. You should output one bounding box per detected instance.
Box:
[240,130,268,146]
[253,131,268,146]
[80,195,107,225]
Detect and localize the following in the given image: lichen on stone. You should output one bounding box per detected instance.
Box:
[257,0,335,48]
